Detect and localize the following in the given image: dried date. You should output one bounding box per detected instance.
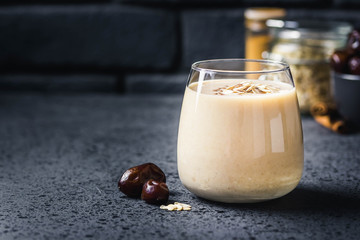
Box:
[118,163,166,198]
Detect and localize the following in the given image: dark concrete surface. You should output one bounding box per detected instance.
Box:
[0,94,359,240]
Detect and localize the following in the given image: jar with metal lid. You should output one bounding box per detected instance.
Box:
[265,19,352,113]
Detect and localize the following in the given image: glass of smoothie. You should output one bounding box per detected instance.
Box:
[177,59,303,203]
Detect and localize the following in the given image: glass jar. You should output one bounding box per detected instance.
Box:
[265,19,352,113]
[244,8,286,60]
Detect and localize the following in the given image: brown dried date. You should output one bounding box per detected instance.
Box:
[330,49,349,73]
[347,29,360,54]
[118,163,166,198]
[141,179,169,205]
[348,56,360,75]
[330,29,360,75]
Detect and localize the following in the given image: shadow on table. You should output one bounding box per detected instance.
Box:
[198,186,360,213]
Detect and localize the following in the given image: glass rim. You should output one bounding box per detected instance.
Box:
[266,19,352,34]
[191,59,290,74]
[332,71,360,81]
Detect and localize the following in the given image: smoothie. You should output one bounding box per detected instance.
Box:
[177,79,303,203]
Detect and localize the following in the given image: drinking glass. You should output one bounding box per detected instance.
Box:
[177,59,304,203]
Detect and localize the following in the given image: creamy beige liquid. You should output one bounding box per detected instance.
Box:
[177,79,304,203]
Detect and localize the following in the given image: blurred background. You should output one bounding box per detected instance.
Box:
[1,0,360,96]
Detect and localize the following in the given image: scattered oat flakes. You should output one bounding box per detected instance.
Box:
[160,202,192,211]
[214,81,280,96]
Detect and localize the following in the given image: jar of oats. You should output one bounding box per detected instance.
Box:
[265,19,352,113]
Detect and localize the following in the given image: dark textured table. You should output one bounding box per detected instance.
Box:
[1,94,359,240]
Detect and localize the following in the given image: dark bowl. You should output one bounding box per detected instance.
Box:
[331,71,360,128]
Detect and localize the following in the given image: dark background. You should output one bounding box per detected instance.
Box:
[1,0,360,94]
